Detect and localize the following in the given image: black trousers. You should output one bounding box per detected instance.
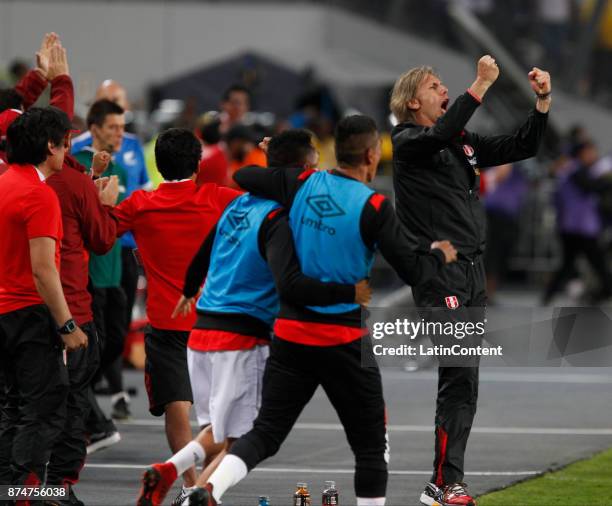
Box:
[0,305,69,486]
[87,287,127,434]
[230,336,388,498]
[543,232,612,304]
[412,257,486,486]
[47,322,100,486]
[92,286,127,394]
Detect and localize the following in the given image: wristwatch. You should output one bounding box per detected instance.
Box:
[58,318,77,335]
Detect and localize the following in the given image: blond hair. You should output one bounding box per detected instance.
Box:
[390,66,438,123]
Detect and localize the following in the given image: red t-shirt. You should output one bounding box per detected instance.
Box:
[197,145,228,187]
[111,180,241,331]
[0,165,62,314]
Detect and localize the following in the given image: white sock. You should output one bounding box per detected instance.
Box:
[167,441,205,475]
[208,454,248,502]
[356,498,386,506]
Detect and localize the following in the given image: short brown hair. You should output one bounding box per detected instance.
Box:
[390,66,438,123]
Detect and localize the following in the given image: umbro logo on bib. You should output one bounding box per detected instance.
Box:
[227,210,250,231]
[306,194,345,219]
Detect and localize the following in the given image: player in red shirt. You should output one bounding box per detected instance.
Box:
[0,107,88,489]
[111,128,241,494]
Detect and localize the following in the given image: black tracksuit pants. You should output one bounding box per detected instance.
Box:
[87,287,126,433]
[412,256,486,487]
[47,322,100,486]
[92,286,127,395]
[0,305,69,486]
[230,336,389,498]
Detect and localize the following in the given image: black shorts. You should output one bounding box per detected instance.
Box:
[144,327,193,416]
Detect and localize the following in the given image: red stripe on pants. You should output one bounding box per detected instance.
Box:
[436,426,449,487]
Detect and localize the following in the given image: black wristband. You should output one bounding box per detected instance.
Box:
[536,92,551,99]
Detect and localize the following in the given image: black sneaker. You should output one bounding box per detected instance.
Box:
[188,485,217,506]
[86,429,121,454]
[111,393,132,420]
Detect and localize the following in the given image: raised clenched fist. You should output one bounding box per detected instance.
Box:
[92,150,111,177]
[528,67,551,95]
[477,55,500,85]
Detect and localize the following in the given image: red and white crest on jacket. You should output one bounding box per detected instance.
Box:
[445,296,459,310]
[463,144,475,157]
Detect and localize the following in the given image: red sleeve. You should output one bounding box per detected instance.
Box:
[23,186,61,240]
[14,70,47,110]
[111,193,139,237]
[75,171,117,255]
[215,186,243,210]
[49,75,74,120]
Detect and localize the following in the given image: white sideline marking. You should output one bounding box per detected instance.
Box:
[382,370,612,384]
[84,463,539,477]
[118,419,612,436]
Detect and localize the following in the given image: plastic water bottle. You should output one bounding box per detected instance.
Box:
[258,495,270,506]
[322,481,338,505]
[293,482,312,506]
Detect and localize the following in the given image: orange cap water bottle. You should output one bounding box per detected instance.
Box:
[294,482,312,506]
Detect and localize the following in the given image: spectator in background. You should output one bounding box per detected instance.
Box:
[484,163,528,302]
[309,118,336,169]
[8,59,29,85]
[74,100,132,427]
[583,0,612,101]
[143,137,164,189]
[219,84,251,134]
[225,125,266,189]
[289,69,340,169]
[94,79,130,111]
[72,80,151,368]
[537,0,570,74]
[542,141,612,305]
[197,112,228,186]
